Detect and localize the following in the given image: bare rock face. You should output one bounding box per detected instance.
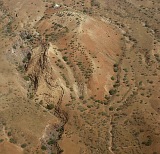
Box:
[0,0,160,154]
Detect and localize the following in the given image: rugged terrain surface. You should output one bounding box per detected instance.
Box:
[0,0,160,154]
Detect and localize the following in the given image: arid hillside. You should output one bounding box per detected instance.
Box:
[0,0,160,154]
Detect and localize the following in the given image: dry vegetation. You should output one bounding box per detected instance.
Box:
[0,0,160,154]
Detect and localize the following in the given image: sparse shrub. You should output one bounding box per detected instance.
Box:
[17,65,24,73]
[123,68,128,72]
[142,136,152,146]
[47,138,55,145]
[46,104,54,110]
[103,101,108,105]
[139,81,142,86]
[111,76,115,80]
[79,96,84,100]
[7,132,11,136]
[9,138,17,144]
[59,149,64,153]
[39,100,43,105]
[0,139,4,143]
[63,56,68,62]
[109,89,117,95]
[26,34,31,40]
[113,64,118,72]
[23,76,30,81]
[21,143,27,148]
[113,64,118,67]
[22,57,28,63]
[109,107,114,111]
[87,105,92,108]
[41,145,47,150]
[77,106,86,112]
[91,0,100,7]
